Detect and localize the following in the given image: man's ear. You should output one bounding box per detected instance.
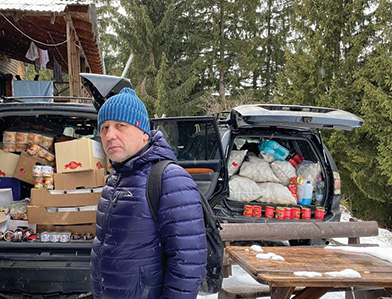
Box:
[142,133,149,142]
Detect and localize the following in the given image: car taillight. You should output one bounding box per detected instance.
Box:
[333,171,341,195]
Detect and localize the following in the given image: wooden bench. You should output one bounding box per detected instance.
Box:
[218,220,380,299]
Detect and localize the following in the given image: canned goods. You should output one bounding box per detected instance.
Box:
[33,165,43,176]
[302,207,311,219]
[315,206,325,220]
[83,233,94,240]
[59,232,71,243]
[42,166,53,177]
[13,229,23,242]
[291,207,300,219]
[49,232,60,243]
[275,207,285,220]
[4,230,13,242]
[71,233,82,240]
[41,136,53,150]
[16,132,28,143]
[3,142,16,152]
[293,153,304,164]
[243,205,253,216]
[40,231,50,242]
[3,131,16,142]
[252,206,262,217]
[284,207,292,219]
[288,185,297,197]
[35,177,44,189]
[27,133,43,144]
[265,206,275,218]
[15,142,27,152]
[289,176,304,185]
[289,157,298,167]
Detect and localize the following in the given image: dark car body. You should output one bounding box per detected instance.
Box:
[0,74,363,296]
[151,104,363,224]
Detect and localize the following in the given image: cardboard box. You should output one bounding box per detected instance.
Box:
[0,150,19,177]
[54,169,106,190]
[37,223,95,235]
[13,151,54,185]
[27,188,100,225]
[55,138,106,173]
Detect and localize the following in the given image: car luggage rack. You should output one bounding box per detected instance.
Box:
[0,96,93,103]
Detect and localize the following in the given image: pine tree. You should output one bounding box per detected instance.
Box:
[276,0,392,226]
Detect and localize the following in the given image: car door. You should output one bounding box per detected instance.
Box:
[150,116,229,207]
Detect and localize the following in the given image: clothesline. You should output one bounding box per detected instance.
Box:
[0,12,71,47]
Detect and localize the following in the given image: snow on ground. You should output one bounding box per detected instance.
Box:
[197,206,392,299]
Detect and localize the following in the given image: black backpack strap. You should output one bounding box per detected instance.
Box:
[146,160,176,225]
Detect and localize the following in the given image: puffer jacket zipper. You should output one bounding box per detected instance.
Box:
[96,173,122,295]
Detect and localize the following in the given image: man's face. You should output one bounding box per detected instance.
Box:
[100,120,149,163]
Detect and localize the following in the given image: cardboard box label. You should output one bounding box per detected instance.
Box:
[55,138,106,173]
[92,139,105,160]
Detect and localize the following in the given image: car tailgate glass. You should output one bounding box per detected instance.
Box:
[232,104,364,131]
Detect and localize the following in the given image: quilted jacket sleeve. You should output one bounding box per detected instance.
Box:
[158,164,207,299]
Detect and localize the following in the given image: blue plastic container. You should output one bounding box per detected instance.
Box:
[258,139,290,161]
[0,177,21,201]
[298,181,313,206]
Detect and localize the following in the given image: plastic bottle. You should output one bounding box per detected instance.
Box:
[298,181,313,206]
[314,177,325,205]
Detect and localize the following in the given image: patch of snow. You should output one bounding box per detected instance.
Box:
[294,271,322,278]
[324,269,361,278]
[271,254,285,261]
[250,245,263,252]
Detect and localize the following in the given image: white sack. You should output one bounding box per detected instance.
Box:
[228,150,248,176]
[271,161,297,186]
[256,182,297,204]
[239,156,281,183]
[259,151,274,163]
[296,160,321,187]
[228,175,263,202]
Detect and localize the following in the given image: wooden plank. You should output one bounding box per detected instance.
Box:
[220,221,379,242]
[226,246,392,289]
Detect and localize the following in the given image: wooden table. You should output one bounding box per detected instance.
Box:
[226,246,392,299]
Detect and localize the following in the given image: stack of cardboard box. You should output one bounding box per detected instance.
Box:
[27,138,107,235]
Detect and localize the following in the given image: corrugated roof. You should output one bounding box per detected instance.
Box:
[0,0,89,13]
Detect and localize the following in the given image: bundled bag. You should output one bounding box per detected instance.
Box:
[256,182,297,205]
[227,150,248,177]
[239,156,280,183]
[296,160,321,187]
[228,175,263,202]
[271,161,296,186]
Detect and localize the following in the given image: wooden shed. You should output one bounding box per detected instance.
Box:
[0,0,104,97]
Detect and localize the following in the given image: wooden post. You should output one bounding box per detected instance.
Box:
[66,13,81,97]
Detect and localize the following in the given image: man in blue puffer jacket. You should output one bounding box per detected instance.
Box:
[90,88,207,298]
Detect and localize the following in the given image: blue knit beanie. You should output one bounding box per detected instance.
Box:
[98,88,150,135]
